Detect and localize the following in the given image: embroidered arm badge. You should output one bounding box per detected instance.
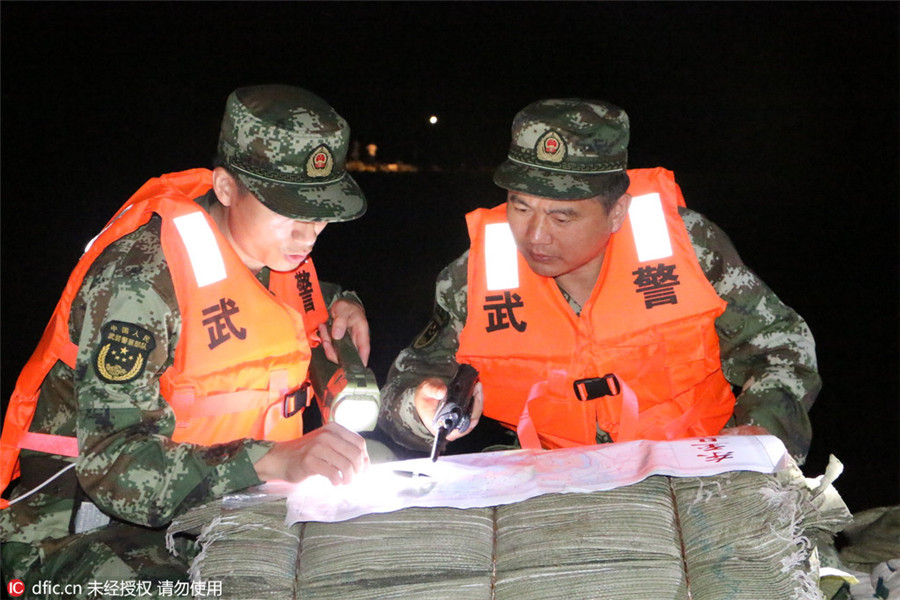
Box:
[93,321,157,384]
[413,306,449,350]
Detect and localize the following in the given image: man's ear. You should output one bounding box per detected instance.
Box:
[211,167,239,207]
[609,193,631,233]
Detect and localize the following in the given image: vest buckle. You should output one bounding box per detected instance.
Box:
[573,374,621,401]
[283,382,310,418]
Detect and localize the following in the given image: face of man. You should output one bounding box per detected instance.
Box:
[505,190,630,286]
[212,168,327,273]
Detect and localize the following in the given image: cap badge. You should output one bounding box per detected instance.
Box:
[536,131,565,163]
[306,144,334,178]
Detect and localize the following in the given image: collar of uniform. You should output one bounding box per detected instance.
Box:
[556,283,583,316]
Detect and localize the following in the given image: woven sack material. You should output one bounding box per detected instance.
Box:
[297,507,495,600]
[172,466,849,599]
[170,498,299,598]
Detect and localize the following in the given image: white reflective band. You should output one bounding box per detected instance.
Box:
[484,222,519,291]
[629,193,673,262]
[84,205,133,253]
[173,212,227,287]
[84,233,101,254]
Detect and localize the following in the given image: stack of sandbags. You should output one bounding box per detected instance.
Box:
[171,466,849,599]
[492,477,686,600]
[170,498,299,598]
[298,507,495,599]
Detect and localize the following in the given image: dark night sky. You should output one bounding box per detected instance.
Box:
[2,2,898,512]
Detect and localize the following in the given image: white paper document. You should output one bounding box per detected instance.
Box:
[285,435,789,524]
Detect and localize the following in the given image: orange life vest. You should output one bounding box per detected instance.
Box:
[0,169,328,504]
[457,167,736,449]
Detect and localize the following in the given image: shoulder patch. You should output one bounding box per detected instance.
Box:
[412,306,449,350]
[93,321,157,384]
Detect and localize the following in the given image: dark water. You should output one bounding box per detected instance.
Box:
[2,171,898,514]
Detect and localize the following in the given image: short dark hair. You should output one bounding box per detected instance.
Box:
[592,171,630,212]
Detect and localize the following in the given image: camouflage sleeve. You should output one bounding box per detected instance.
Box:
[320,281,364,310]
[378,252,470,451]
[681,207,821,462]
[72,220,272,529]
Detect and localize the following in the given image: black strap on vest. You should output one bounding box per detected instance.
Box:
[573,374,621,401]
[283,382,311,418]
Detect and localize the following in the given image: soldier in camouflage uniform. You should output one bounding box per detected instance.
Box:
[1,85,371,597]
[378,98,820,462]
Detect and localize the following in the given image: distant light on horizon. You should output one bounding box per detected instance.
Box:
[428,115,438,125]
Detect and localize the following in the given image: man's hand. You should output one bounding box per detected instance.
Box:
[718,425,770,437]
[413,377,484,441]
[253,422,370,486]
[318,298,370,365]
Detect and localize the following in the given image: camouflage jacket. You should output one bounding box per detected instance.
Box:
[378,207,821,462]
[0,191,358,546]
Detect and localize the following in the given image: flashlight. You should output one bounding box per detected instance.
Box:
[308,331,381,432]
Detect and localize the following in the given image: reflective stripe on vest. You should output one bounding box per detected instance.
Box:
[484,223,519,291]
[172,211,227,288]
[629,193,673,262]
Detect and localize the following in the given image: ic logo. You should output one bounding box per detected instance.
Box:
[7,578,25,597]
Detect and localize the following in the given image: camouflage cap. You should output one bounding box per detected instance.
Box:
[218,85,366,222]
[493,98,629,200]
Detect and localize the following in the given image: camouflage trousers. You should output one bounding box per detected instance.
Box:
[2,522,196,600]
